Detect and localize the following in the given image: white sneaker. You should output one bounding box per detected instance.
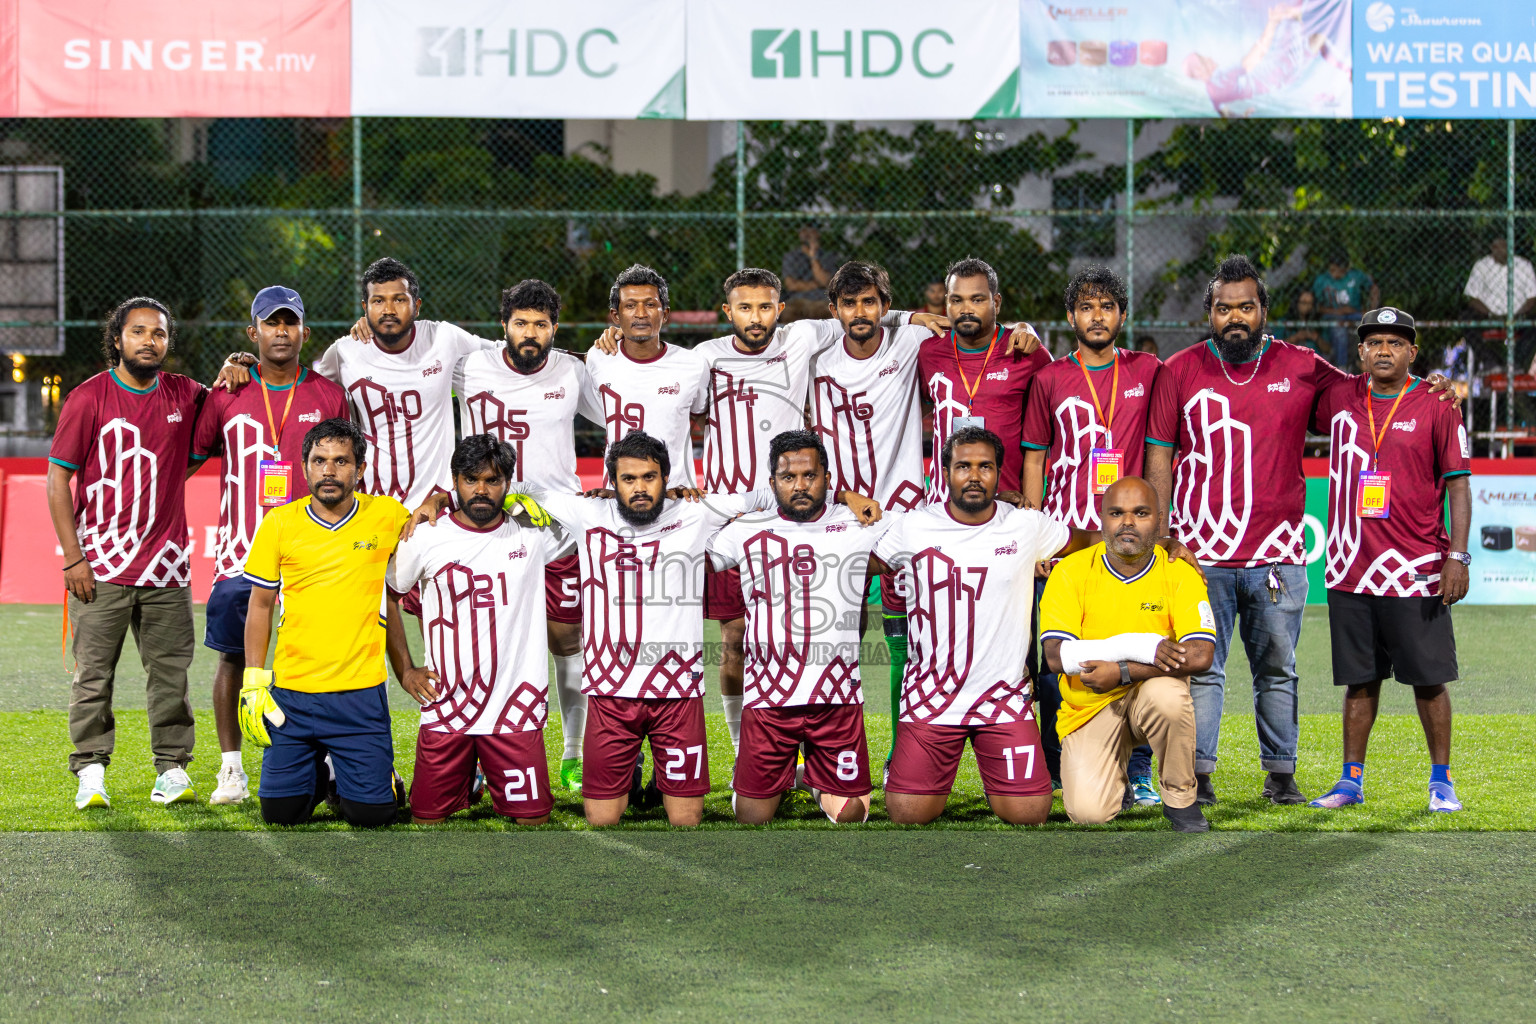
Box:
[150,766,197,805]
[209,763,250,805]
[74,764,110,810]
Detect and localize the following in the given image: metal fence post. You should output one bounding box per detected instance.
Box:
[1507,118,1517,438]
[352,115,364,308]
[1125,118,1135,333]
[735,121,747,272]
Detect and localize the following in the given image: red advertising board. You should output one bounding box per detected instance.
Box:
[16,0,349,117]
[0,0,17,116]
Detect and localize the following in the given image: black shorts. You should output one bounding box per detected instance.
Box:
[1326,590,1458,688]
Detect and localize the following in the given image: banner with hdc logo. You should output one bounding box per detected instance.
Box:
[684,0,1021,120]
[352,0,685,118]
[1354,1,1536,118]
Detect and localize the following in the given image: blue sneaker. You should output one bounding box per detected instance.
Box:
[1428,782,1463,813]
[1308,783,1364,809]
[1130,776,1161,807]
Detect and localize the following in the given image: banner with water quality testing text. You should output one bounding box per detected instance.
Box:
[1355,1,1536,118]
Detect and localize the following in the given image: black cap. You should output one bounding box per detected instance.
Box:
[1356,306,1416,342]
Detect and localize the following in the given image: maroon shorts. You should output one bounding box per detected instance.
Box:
[409,728,553,820]
[887,713,1050,798]
[734,703,870,800]
[545,554,580,625]
[583,695,710,800]
[399,584,423,619]
[879,573,907,618]
[704,565,747,621]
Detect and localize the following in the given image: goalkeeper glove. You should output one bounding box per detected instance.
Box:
[238,667,286,747]
[504,492,552,527]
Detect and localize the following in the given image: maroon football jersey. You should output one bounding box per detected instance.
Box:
[1021,348,1161,530]
[49,369,207,586]
[1147,338,1346,567]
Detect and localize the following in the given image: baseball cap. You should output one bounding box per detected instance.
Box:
[1356,306,1416,342]
[251,285,305,323]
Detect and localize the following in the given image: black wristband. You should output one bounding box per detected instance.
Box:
[62,557,87,572]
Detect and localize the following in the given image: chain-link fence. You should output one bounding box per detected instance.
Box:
[0,115,1531,452]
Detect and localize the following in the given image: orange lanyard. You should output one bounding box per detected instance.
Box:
[256,366,299,460]
[1075,349,1120,448]
[951,327,1001,411]
[1364,378,1412,470]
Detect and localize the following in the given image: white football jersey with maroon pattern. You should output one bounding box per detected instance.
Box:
[532,486,774,700]
[454,347,603,494]
[709,504,894,709]
[388,513,573,734]
[808,325,928,511]
[583,342,709,490]
[312,321,498,509]
[874,502,1070,726]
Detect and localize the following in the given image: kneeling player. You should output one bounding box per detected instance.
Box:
[387,435,571,825]
[240,419,411,828]
[872,427,1098,825]
[709,430,889,824]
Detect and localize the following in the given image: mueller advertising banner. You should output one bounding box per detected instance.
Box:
[15,0,349,117]
[1355,2,1536,118]
[685,0,1022,120]
[352,0,686,119]
[1020,0,1354,118]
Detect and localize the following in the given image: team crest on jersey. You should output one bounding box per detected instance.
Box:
[353,536,379,550]
[1140,600,1164,612]
[422,360,444,377]
[166,409,183,423]
[985,368,1009,382]
[877,360,901,378]
[1124,383,1145,398]
[825,523,847,532]
[657,382,680,395]
[994,541,1018,556]
[298,410,321,423]
[544,387,566,401]
[508,545,528,559]
[1267,378,1292,393]
[1392,419,1417,432]
[765,353,786,366]
[660,520,683,533]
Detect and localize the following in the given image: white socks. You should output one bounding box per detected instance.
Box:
[722,694,743,752]
[221,750,243,770]
[553,653,586,760]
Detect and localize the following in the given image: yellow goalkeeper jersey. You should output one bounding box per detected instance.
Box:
[243,492,409,693]
[1038,544,1216,739]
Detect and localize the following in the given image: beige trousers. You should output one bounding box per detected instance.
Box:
[1060,675,1197,824]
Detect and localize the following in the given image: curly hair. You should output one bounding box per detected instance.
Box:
[100,296,174,366]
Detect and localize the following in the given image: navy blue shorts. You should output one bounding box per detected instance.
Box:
[203,575,253,654]
[258,683,396,804]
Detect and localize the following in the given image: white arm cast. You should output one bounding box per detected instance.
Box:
[1057,633,1167,675]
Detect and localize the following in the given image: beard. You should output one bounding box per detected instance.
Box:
[308,478,352,509]
[463,496,502,527]
[845,317,878,342]
[732,321,775,351]
[953,314,991,341]
[952,486,993,515]
[616,493,664,527]
[370,313,412,345]
[1212,315,1267,363]
[778,492,827,522]
[1073,321,1119,352]
[507,339,550,373]
[119,348,165,378]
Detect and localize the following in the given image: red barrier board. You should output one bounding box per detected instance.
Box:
[0,0,17,116]
[17,0,349,117]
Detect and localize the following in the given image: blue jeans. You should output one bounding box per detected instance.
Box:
[1191,563,1307,775]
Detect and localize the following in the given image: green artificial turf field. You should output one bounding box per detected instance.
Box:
[2,604,1533,1021]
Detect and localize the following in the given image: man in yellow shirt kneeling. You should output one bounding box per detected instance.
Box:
[1040,477,1216,832]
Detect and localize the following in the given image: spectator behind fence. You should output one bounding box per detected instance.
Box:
[921,280,946,317]
[1312,250,1378,366]
[780,225,841,322]
[1273,289,1325,355]
[1134,335,1159,356]
[1463,237,1536,371]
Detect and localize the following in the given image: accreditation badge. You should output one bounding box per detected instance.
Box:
[258,460,294,507]
[1089,448,1124,495]
[1356,471,1391,519]
[953,415,985,432]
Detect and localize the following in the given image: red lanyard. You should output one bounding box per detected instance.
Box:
[256,366,299,460]
[1075,349,1120,447]
[951,327,1001,411]
[1364,378,1412,470]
